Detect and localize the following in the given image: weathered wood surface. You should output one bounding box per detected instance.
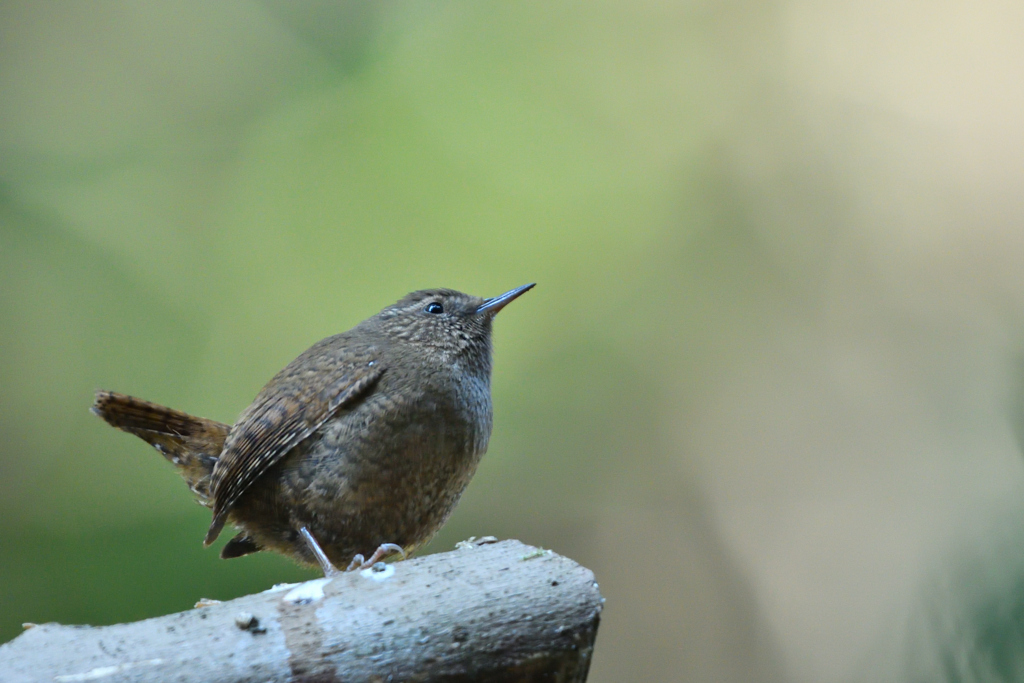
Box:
[0,540,602,683]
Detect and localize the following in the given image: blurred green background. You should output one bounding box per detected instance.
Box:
[4,2,1024,681]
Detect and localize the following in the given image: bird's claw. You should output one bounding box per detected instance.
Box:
[348,543,406,571]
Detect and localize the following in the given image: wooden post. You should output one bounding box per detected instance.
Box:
[0,540,603,682]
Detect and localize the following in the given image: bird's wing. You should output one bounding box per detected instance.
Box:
[204,348,384,545]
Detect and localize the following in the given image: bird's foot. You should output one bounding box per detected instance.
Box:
[345,543,406,571]
[299,526,344,578]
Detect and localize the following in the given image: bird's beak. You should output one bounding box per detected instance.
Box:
[476,283,535,315]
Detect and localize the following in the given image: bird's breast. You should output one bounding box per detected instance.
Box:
[315,365,492,471]
[452,372,492,455]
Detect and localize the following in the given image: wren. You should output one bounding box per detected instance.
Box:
[92,284,534,575]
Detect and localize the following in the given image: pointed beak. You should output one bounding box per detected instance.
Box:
[476,283,535,315]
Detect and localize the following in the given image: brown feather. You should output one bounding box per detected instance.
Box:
[204,353,384,545]
[91,390,229,505]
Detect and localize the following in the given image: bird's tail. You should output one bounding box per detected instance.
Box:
[91,390,229,506]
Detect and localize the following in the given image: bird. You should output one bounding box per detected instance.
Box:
[91,284,534,575]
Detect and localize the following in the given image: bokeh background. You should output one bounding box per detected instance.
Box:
[4,2,1024,681]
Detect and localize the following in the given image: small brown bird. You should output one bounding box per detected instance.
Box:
[92,284,533,575]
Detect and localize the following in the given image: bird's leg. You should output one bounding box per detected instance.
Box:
[299,527,342,578]
[347,543,406,571]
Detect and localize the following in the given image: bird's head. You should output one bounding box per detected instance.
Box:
[373,284,535,369]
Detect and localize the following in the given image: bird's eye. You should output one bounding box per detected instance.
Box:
[425,302,444,314]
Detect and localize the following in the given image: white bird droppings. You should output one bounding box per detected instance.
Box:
[283,578,330,604]
[264,582,299,594]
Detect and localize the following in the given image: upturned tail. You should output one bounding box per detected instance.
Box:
[91,390,230,506]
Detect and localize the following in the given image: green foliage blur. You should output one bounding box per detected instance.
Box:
[0,2,731,671]
[4,3,1024,682]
